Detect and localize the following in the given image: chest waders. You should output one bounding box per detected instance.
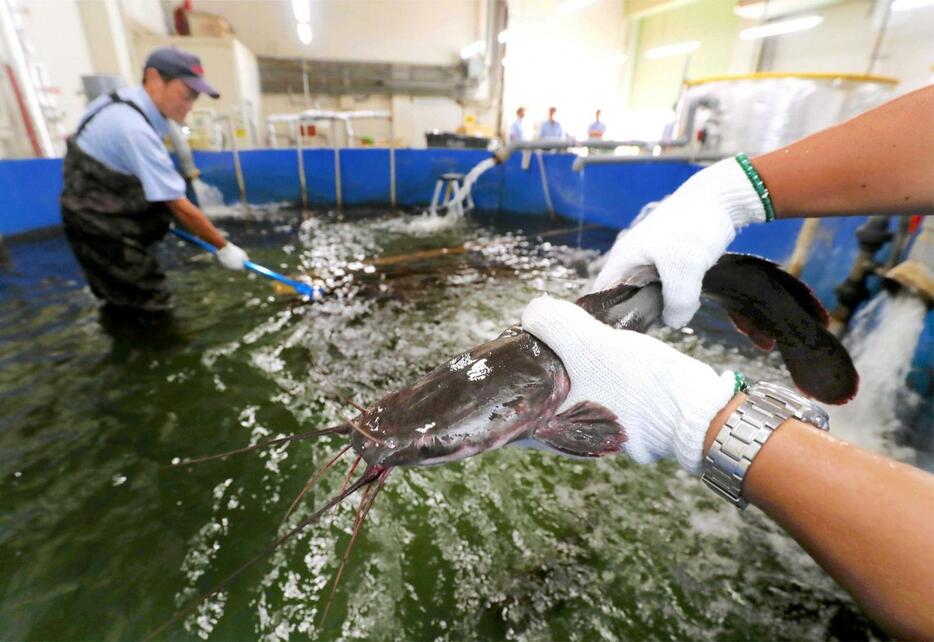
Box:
[61,93,175,314]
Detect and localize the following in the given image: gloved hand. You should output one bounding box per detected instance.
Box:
[216,242,249,270]
[593,157,766,328]
[522,296,737,474]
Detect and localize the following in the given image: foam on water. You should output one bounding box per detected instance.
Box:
[829,291,929,458]
[192,178,288,220]
[3,208,906,641]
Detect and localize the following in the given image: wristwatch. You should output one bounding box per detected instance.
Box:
[702,381,830,509]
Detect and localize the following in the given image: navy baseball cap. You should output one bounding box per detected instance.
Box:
[144,47,220,99]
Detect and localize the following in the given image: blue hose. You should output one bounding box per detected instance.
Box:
[170,226,321,299]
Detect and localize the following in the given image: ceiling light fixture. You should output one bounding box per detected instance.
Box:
[555,0,601,17]
[297,21,313,45]
[460,40,487,59]
[645,40,700,60]
[497,22,535,43]
[892,0,934,11]
[739,15,823,40]
[292,0,310,23]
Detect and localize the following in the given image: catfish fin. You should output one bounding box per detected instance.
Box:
[728,310,776,351]
[778,337,860,405]
[531,401,627,458]
[713,254,830,326]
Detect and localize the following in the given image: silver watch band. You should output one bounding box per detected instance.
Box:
[702,382,829,510]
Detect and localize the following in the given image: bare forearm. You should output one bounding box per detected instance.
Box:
[706,395,934,639]
[166,198,228,249]
[752,85,934,219]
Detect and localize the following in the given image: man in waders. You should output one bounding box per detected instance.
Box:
[61,46,249,318]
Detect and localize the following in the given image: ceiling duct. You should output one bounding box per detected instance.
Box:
[258,57,475,99]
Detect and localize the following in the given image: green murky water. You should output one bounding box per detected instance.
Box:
[0,209,893,640]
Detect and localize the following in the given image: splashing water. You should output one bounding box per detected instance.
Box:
[829,291,929,458]
[441,157,498,217]
[192,179,225,209]
[192,178,286,220]
[399,157,498,234]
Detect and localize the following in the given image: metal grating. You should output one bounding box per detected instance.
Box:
[258,57,475,99]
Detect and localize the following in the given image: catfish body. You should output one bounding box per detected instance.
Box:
[350,254,857,467]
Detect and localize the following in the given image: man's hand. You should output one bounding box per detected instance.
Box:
[522,296,736,474]
[593,158,765,328]
[216,242,249,270]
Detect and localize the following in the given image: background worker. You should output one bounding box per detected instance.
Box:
[521,85,934,640]
[586,109,606,139]
[537,106,565,140]
[509,106,528,143]
[61,46,250,317]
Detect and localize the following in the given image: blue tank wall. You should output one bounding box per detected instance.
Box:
[0,147,901,301]
[0,147,929,388]
[0,158,64,235]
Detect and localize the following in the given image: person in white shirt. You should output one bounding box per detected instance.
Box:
[537,107,565,140]
[587,109,606,139]
[508,106,527,143]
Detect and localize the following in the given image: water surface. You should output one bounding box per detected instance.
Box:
[0,209,900,640]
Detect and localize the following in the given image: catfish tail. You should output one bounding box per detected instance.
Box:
[702,254,858,404]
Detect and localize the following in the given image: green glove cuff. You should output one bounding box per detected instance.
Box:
[734,154,776,222]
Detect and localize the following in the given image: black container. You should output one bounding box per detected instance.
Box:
[425,130,490,149]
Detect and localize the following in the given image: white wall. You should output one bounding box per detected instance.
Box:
[193,0,480,65]
[119,0,169,38]
[501,0,628,140]
[20,0,96,148]
[759,0,934,94]
[195,0,491,147]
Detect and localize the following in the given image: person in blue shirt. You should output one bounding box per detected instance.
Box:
[537,107,565,140]
[587,109,606,139]
[508,106,527,143]
[61,47,250,317]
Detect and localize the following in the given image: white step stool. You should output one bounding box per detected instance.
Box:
[429,172,474,216]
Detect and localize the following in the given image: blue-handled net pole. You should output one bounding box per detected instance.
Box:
[170,227,320,299]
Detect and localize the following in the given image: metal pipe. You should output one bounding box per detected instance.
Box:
[295,119,308,211]
[222,116,249,213]
[571,152,728,171]
[829,216,893,335]
[167,121,198,180]
[785,219,821,277]
[266,121,278,148]
[389,118,397,207]
[334,146,343,208]
[534,150,555,219]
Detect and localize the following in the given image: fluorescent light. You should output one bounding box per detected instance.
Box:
[892,0,934,10]
[460,40,487,60]
[497,22,534,43]
[740,15,823,40]
[645,40,699,60]
[297,21,312,45]
[555,0,601,16]
[734,1,768,19]
[292,0,310,23]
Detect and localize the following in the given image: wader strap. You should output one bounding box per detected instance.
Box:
[75,91,157,138]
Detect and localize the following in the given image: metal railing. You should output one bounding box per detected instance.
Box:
[266,110,395,210]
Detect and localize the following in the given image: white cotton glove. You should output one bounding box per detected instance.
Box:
[593,157,766,328]
[216,242,249,270]
[522,296,736,475]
